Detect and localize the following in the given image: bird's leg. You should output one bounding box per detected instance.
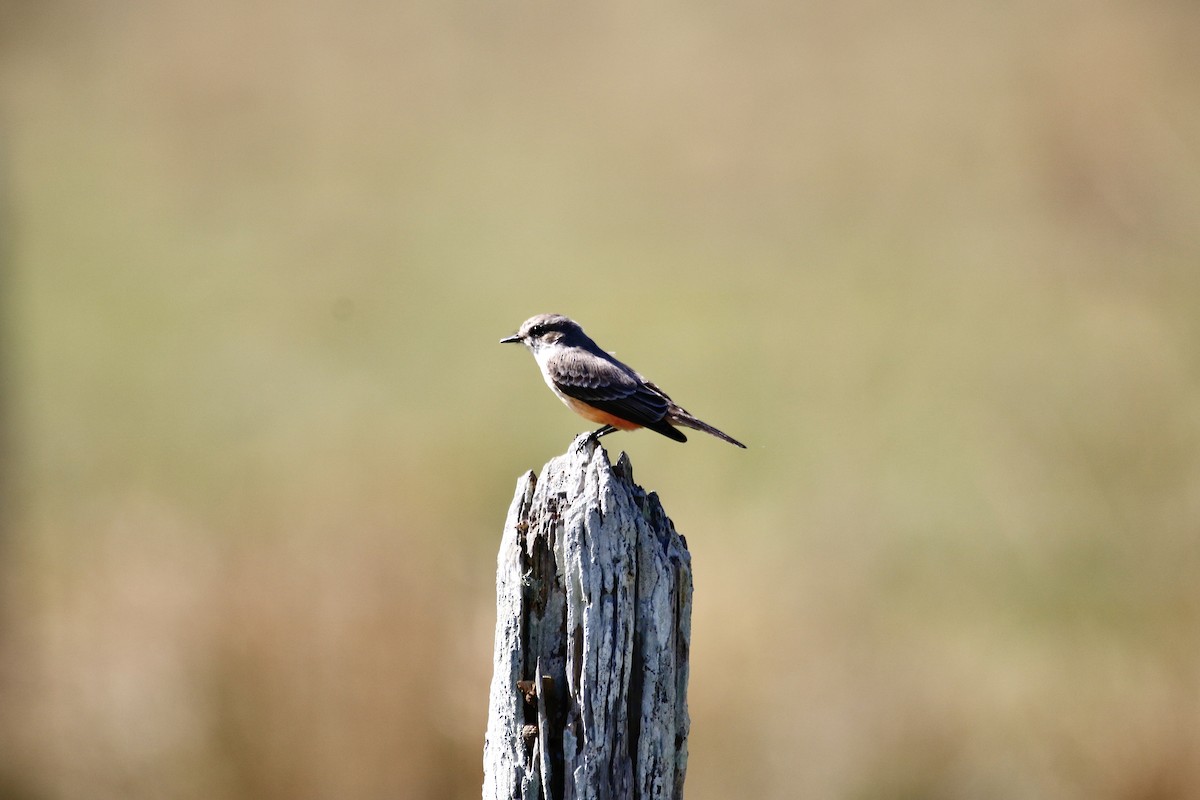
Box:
[575,424,617,452]
[592,424,618,439]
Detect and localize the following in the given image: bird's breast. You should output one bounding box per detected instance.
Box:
[558,394,643,429]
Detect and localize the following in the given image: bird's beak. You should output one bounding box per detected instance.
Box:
[499,333,523,344]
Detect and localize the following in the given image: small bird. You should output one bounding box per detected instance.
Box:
[501,314,746,448]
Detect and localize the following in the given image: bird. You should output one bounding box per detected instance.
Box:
[500,313,746,448]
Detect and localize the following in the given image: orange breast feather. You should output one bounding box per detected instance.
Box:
[559,394,643,430]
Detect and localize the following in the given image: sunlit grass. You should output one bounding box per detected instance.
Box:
[3,0,1199,797]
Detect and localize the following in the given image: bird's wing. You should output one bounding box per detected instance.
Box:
[548,349,670,426]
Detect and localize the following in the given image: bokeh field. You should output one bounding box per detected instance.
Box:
[2,1,1199,797]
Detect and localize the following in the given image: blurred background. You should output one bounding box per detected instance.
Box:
[2,0,1199,797]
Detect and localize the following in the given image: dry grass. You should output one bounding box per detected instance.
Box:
[2,0,1199,797]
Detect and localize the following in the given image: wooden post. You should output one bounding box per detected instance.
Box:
[483,437,693,800]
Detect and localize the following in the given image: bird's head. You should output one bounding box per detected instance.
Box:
[500,314,584,352]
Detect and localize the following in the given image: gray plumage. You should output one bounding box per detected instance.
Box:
[501,314,747,448]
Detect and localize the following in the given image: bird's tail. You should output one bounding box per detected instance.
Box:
[667,406,747,449]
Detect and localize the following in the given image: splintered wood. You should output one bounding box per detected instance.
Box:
[484,438,692,800]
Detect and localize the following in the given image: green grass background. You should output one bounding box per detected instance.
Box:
[2,0,1199,797]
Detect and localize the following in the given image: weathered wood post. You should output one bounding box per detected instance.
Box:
[483,436,693,800]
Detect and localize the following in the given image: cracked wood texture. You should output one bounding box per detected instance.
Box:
[483,437,692,800]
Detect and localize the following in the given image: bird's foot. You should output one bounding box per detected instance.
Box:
[574,425,615,453]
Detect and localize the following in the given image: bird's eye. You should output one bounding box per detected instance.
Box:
[528,325,545,337]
